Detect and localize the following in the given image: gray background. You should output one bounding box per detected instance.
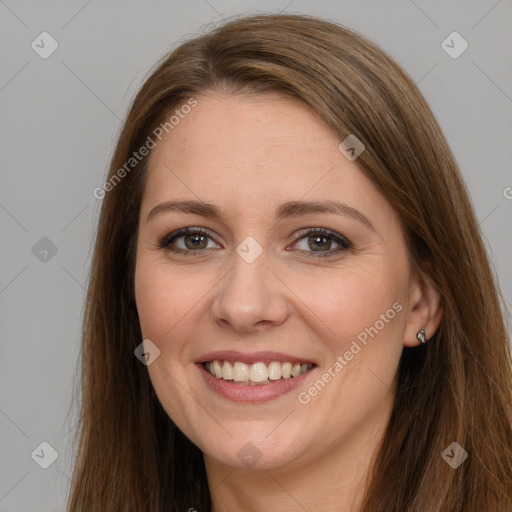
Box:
[1,0,511,510]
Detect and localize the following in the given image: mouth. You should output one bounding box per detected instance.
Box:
[196,351,318,402]
[202,359,315,386]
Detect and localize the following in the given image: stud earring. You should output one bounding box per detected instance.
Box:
[417,327,428,344]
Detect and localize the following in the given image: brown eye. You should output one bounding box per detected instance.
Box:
[291,228,352,258]
[181,232,209,250]
[159,227,220,254]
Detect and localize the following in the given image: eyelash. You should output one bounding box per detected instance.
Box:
[158,227,352,259]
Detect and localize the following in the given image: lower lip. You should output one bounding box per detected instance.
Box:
[197,363,316,403]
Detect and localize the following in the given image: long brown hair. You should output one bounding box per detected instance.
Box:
[66,13,512,511]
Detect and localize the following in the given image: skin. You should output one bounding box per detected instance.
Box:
[134,92,442,512]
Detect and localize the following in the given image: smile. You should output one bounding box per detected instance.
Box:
[203,360,314,386]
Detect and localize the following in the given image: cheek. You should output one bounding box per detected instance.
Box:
[134,260,203,427]
[135,259,205,341]
[288,261,403,348]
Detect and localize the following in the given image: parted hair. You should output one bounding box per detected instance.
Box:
[66,13,512,511]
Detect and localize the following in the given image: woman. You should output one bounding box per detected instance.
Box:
[67,13,512,511]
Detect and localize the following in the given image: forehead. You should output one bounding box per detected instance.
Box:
[141,92,394,229]
[153,92,337,167]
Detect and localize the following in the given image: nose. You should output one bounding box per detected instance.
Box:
[211,249,289,334]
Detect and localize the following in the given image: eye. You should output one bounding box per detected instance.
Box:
[158,226,352,258]
[159,227,220,254]
[289,228,352,258]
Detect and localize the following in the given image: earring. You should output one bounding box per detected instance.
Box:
[417,327,428,344]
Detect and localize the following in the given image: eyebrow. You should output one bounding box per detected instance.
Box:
[146,199,375,231]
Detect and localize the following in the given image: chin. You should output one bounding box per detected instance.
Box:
[201,435,306,471]
[191,417,320,472]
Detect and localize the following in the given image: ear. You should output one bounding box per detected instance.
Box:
[403,270,443,347]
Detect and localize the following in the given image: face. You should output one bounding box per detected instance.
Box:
[134,92,418,472]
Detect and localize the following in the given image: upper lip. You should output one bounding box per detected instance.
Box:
[195,350,317,366]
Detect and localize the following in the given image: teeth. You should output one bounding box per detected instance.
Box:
[268,361,282,380]
[233,362,249,382]
[213,360,223,378]
[222,361,234,380]
[249,362,268,382]
[204,360,313,384]
[291,362,301,378]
